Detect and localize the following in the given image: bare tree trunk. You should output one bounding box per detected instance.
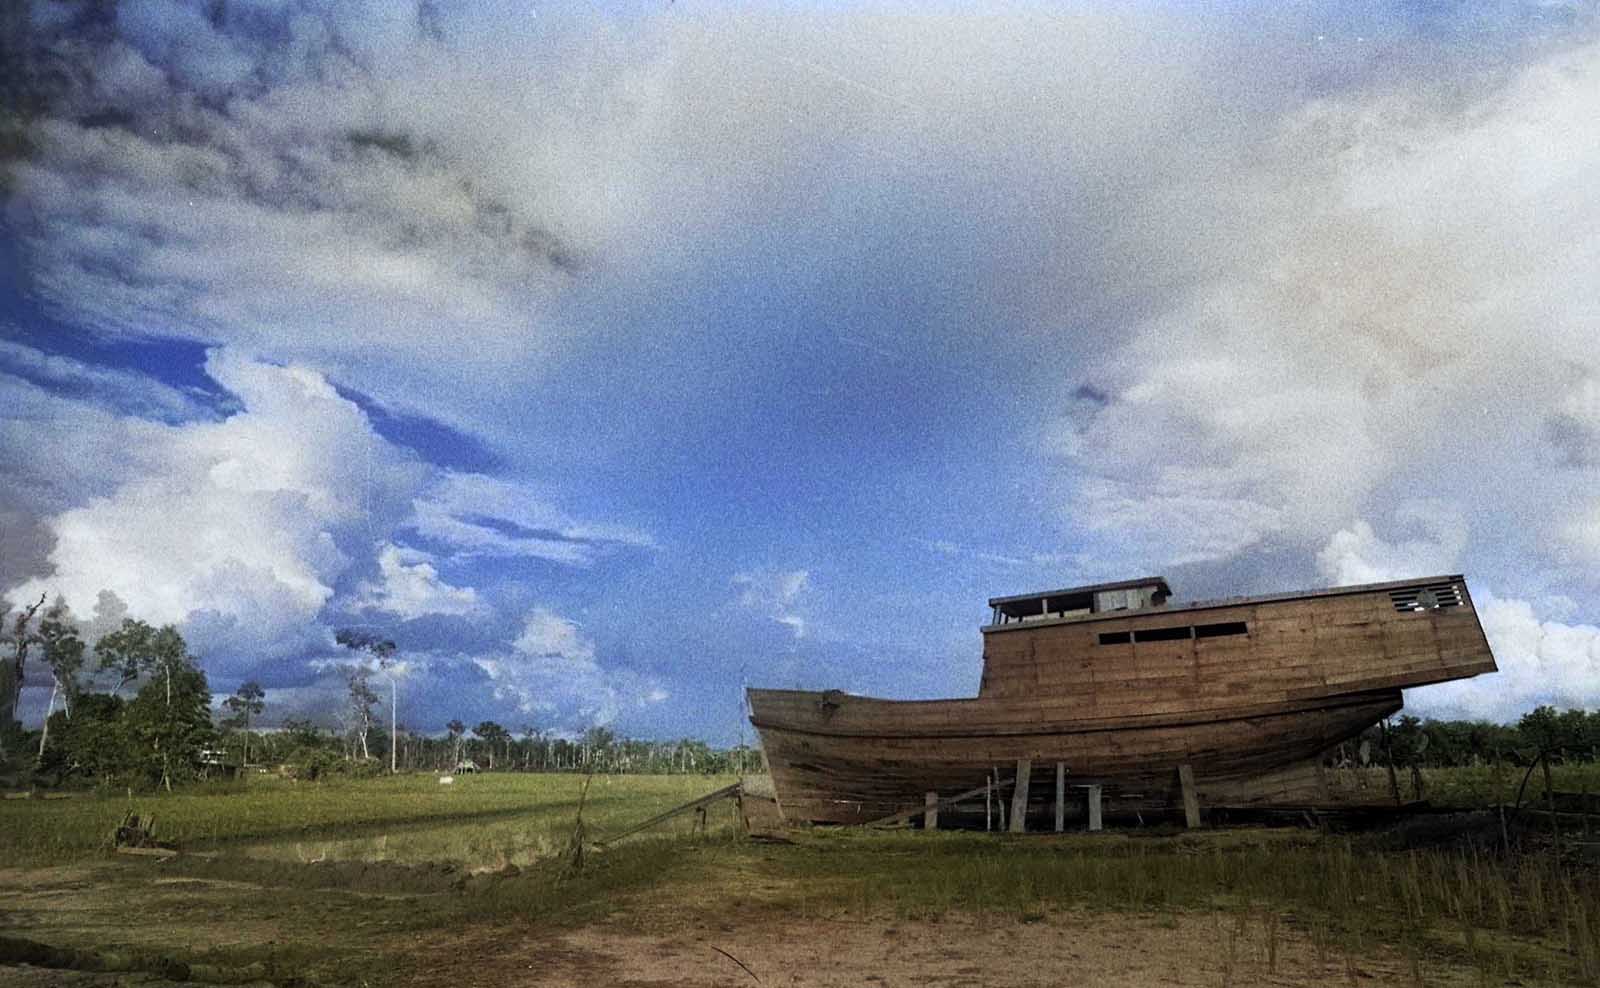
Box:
[36,680,58,761]
[389,680,397,775]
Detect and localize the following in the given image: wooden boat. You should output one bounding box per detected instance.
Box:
[748,575,1497,825]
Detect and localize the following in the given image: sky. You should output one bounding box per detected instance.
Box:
[2,0,1599,743]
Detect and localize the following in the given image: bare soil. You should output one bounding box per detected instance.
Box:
[407,911,1482,988]
[0,859,1503,988]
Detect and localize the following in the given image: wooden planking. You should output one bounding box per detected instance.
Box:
[755,579,1496,823]
[755,691,1404,823]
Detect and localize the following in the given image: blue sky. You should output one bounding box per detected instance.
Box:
[4,1,1600,741]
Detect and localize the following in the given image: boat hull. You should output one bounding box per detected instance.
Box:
[751,688,1401,824]
[749,575,1497,824]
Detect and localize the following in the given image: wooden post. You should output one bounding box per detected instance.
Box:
[1055,762,1066,833]
[1177,763,1201,829]
[924,791,939,831]
[985,775,993,832]
[1380,720,1402,807]
[1542,751,1561,856]
[1009,759,1031,833]
[1087,784,1103,832]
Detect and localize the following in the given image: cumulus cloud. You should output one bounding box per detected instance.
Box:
[350,543,482,620]
[4,350,645,680]
[733,569,810,639]
[9,350,419,655]
[1051,36,1600,587]
[1316,503,1467,586]
[471,608,666,727]
[1411,594,1600,722]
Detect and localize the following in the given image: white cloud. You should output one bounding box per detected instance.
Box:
[513,609,596,665]
[5,351,637,671]
[1316,503,1467,586]
[1410,594,1600,722]
[470,608,665,726]
[6,3,1407,448]
[733,569,811,639]
[9,350,420,655]
[350,543,482,620]
[1050,37,1600,580]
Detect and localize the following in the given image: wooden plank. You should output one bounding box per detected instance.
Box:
[1178,763,1201,829]
[1087,784,1103,832]
[924,791,938,831]
[866,776,1015,828]
[1055,762,1066,832]
[594,783,743,846]
[1010,759,1032,833]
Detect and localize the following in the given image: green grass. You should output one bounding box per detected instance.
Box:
[0,772,742,866]
[505,827,1600,984]
[8,768,1600,985]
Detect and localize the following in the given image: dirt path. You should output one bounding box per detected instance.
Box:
[409,911,1480,988]
[0,862,1503,987]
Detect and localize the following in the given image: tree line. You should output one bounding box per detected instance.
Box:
[2,597,215,790]
[1344,708,1600,770]
[1,598,757,788]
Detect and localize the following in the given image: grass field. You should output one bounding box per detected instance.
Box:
[0,772,742,867]
[4,769,1600,986]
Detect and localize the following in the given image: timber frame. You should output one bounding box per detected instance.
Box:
[750,574,1498,826]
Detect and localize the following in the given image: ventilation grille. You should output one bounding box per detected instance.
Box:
[1389,582,1464,613]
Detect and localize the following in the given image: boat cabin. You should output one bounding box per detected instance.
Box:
[987,577,1171,626]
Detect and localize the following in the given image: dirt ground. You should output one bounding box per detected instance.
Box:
[3,916,1477,988]
[0,860,1499,988]
[424,911,1479,988]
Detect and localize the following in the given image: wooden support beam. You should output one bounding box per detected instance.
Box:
[1087,784,1103,832]
[1177,763,1201,829]
[1054,762,1066,833]
[593,782,743,847]
[865,777,1015,828]
[1009,759,1032,833]
[924,791,939,831]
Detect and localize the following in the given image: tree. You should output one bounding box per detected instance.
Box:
[36,600,85,762]
[0,593,47,755]
[37,692,130,785]
[95,619,187,698]
[344,665,379,760]
[122,638,215,791]
[473,721,509,769]
[446,719,466,767]
[582,726,616,772]
[221,681,266,766]
[521,724,543,769]
[336,630,399,774]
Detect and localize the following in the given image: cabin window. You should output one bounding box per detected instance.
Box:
[1097,631,1132,645]
[1133,625,1193,643]
[1195,621,1249,639]
[1094,588,1140,612]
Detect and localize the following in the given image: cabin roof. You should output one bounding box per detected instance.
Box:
[987,576,1171,608]
[982,573,1469,633]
